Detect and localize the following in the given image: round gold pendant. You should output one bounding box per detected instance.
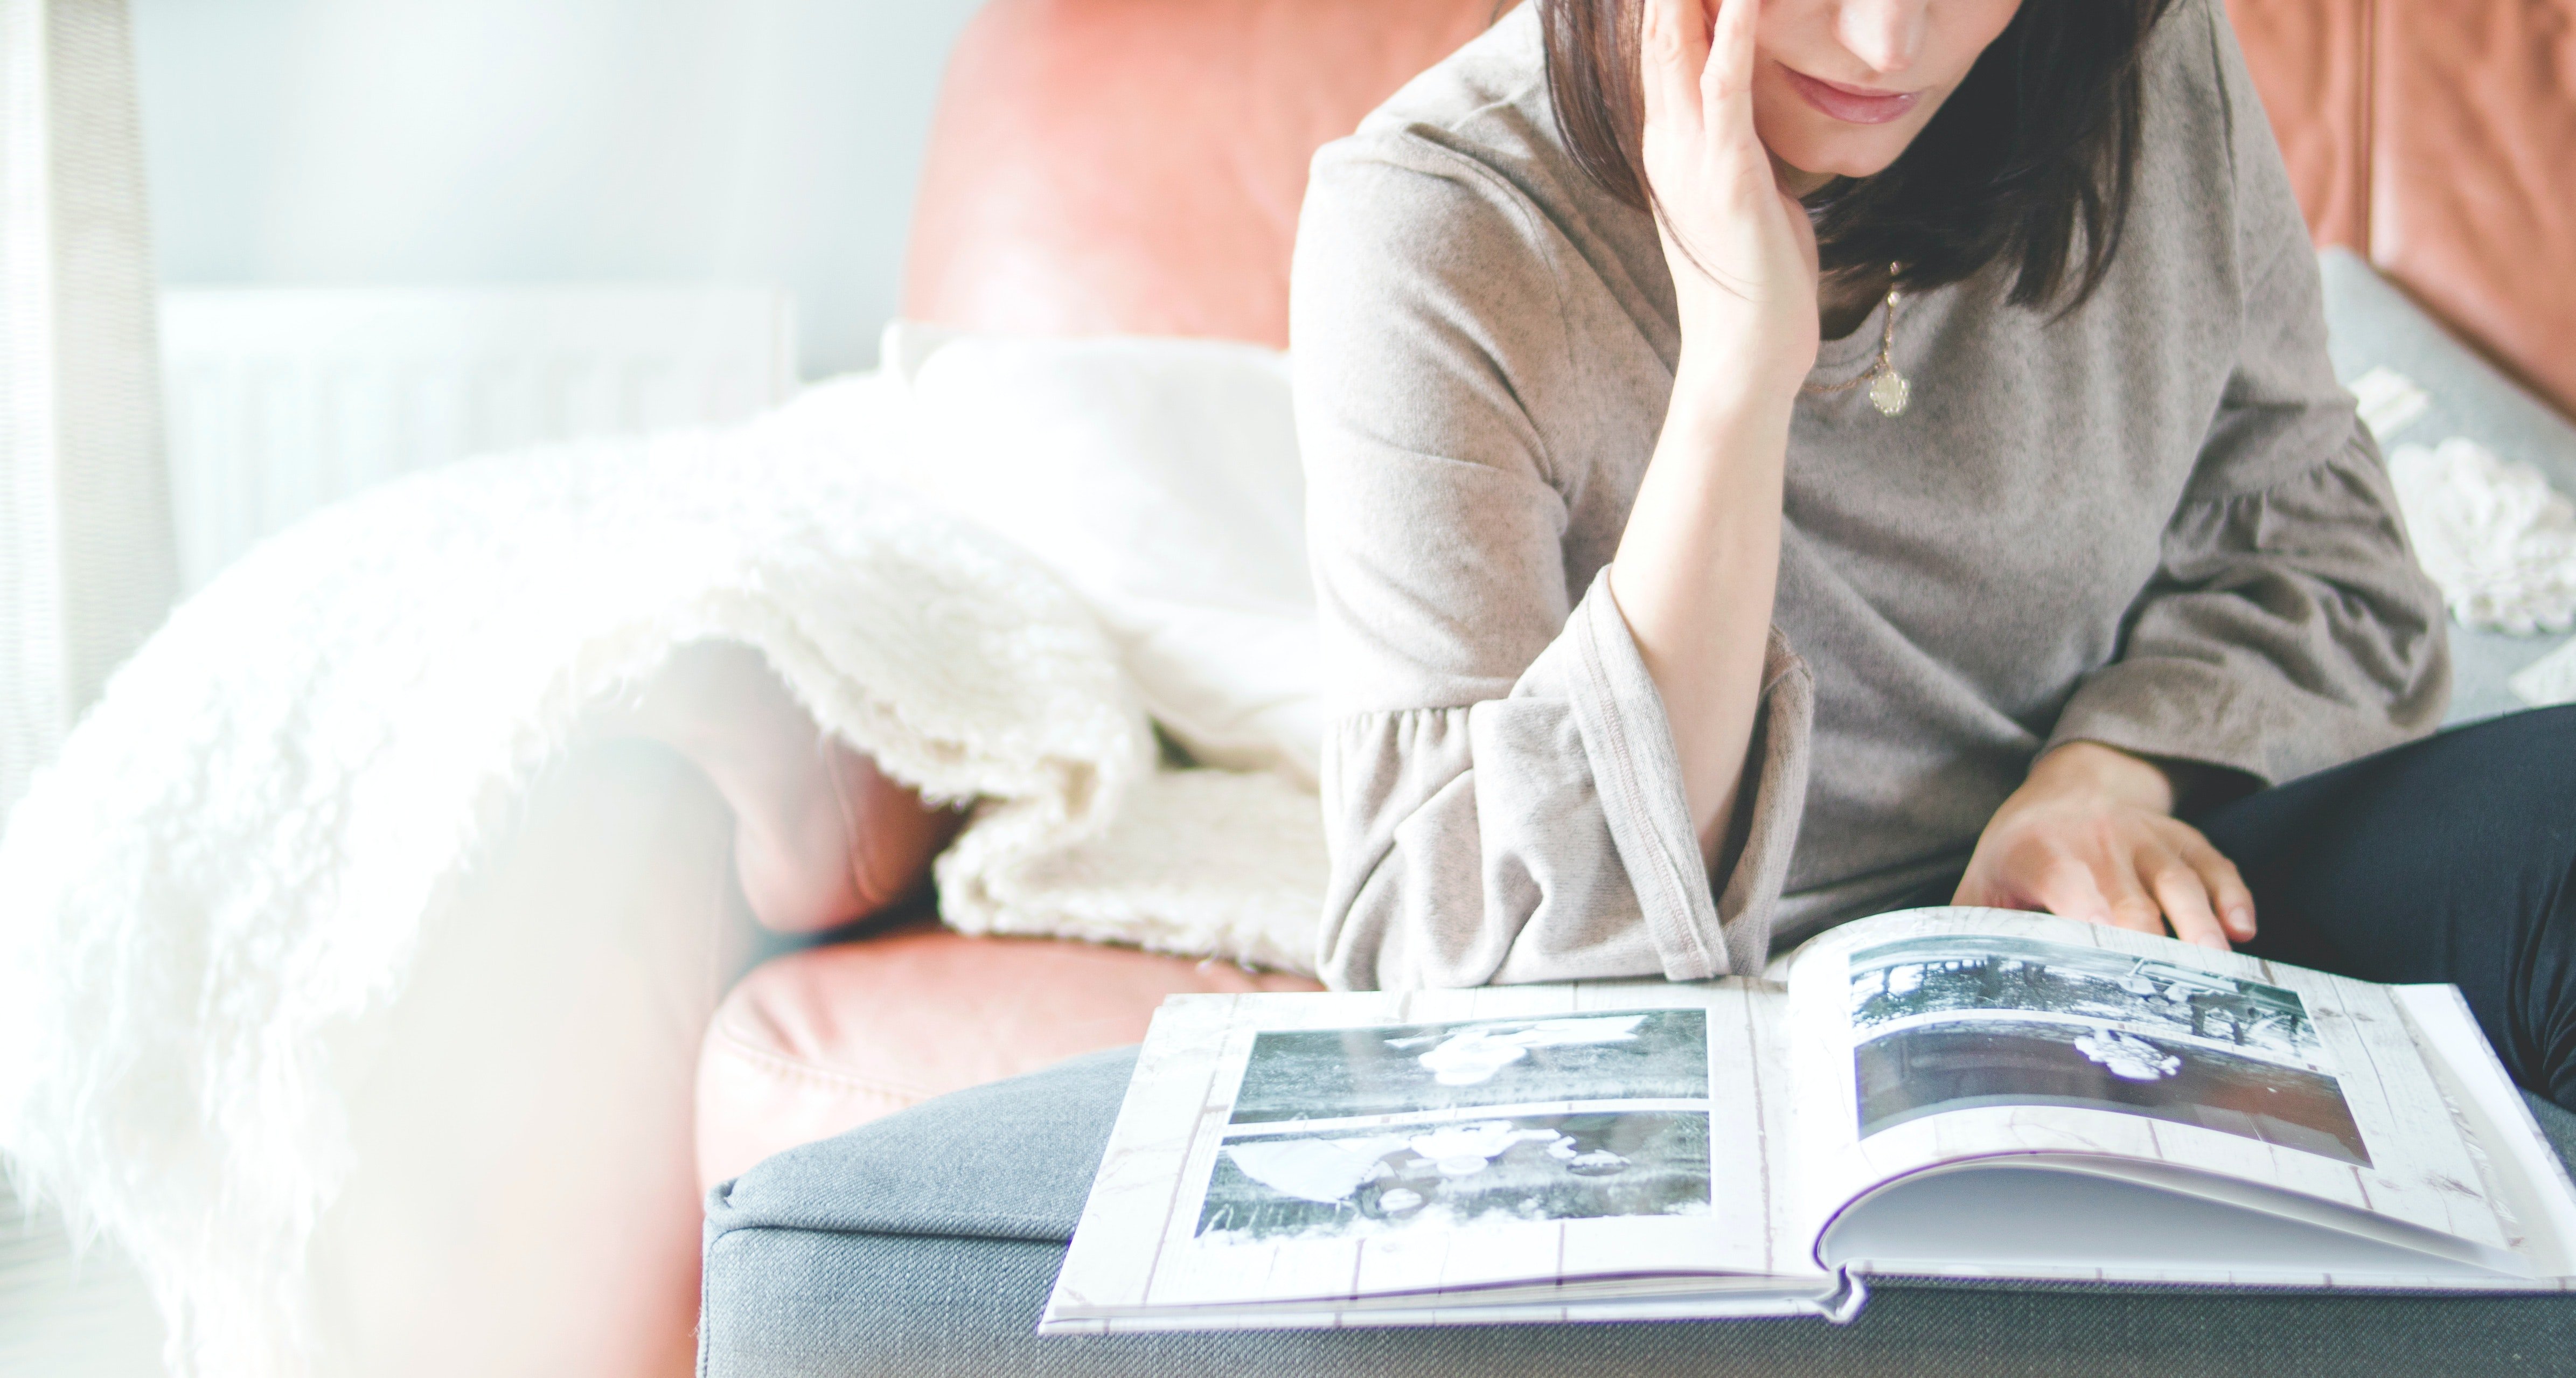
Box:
[1869,368,1911,417]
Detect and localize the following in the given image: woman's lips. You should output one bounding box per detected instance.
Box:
[1781,66,1920,126]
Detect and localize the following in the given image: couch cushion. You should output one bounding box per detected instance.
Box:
[700,1046,2576,1377]
[692,922,1320,1191]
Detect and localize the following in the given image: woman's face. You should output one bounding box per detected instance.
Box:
[1737,0,2026,193]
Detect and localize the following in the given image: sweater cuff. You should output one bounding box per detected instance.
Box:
[2043,657,2282,787]
[1556,569,1814,979]
[1716,627,1814,972]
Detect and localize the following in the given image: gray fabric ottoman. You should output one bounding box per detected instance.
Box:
[700,1047,2576,1377]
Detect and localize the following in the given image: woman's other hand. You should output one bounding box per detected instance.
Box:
[1611,0,1821,868]
[1953,742,2258,950]
[1641,0,1821,400]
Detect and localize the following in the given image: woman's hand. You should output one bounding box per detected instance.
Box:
[1952,742,2258,950]
[1640,0,1821,400]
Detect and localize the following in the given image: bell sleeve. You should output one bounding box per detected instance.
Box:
[1292,137,1813,993]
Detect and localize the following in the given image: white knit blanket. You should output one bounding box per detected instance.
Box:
[0,374,1324,1374]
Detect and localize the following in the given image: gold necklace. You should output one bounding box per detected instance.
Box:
[1800,262,1910,417]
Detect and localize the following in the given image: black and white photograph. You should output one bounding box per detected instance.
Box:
[1848,934,2326,1069]
[1228,1009,1709,1125]
[1853,1017,2371,1166]
[1193,1110,1712,1244]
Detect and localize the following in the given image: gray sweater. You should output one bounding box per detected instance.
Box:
[1289,0,2448,991]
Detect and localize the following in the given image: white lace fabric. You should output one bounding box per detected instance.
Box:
[2387,437,2576,636]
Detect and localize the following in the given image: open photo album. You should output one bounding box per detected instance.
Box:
[1039,907,2576,1333]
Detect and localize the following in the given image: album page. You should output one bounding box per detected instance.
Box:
[1780,907,2530,1282]
[1041,980,1842,1333]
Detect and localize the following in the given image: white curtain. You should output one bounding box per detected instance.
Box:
[0,0,174,822]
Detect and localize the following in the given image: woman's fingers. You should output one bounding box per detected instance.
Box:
[1702,0,1760,114]
[2177,831,2257,942]
[2142,842,2231,950]
[2016,849,2111,928]
[2093,846,2170,937]
[1977,841,2237,950]
[1958,751,2262,952]
[1638,0,1709,134]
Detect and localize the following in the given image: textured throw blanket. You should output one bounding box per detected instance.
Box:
[0,373,1324,1375]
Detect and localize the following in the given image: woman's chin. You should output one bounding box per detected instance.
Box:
[1771,141,1906,189]
[1756,114,1920,189]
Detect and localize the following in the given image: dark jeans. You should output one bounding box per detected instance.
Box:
[2169,706,2576,1109]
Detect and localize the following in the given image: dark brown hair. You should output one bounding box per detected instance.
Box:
[1537,0,2180,309]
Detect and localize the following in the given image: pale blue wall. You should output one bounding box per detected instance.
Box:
[133,0,987,378]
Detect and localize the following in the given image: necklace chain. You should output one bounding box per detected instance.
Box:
[1800,262,1912,417]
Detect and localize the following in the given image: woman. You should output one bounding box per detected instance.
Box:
[1292,0,2576,1106]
